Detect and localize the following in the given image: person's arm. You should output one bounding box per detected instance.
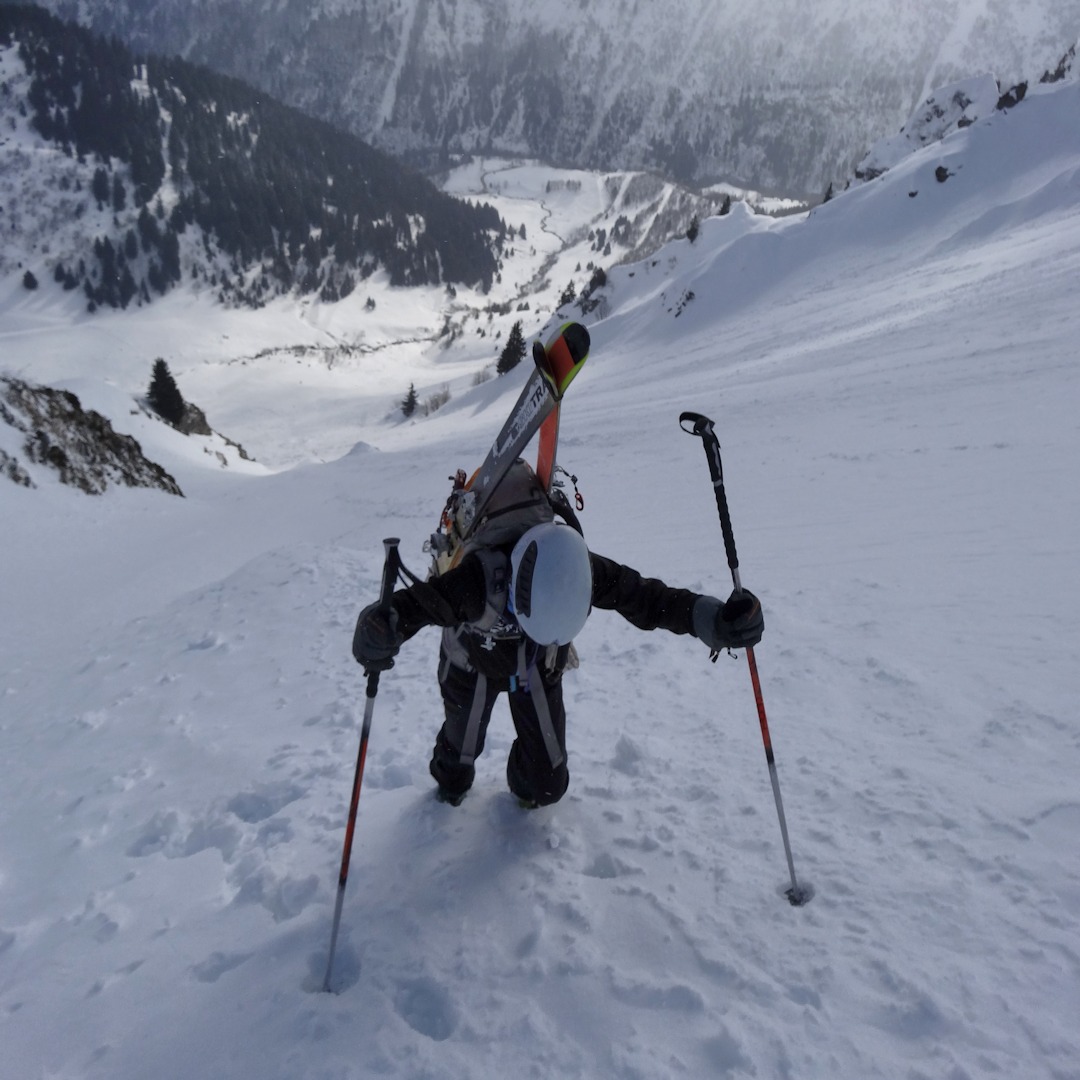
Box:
[352,554,488,666]
[588,551,763,650]
[588,551,699,634]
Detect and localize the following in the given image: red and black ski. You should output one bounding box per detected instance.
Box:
[535,321,590,490]
[428,321,589,571]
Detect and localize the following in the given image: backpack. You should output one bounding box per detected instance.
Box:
[426,458,584,643]
[428,458,556,577]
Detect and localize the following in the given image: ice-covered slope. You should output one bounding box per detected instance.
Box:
[1,76,1079,1080]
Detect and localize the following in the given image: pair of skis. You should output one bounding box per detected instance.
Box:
[478,320,589,500]
[429,321,589,570]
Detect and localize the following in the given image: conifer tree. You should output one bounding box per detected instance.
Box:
[147,358,185,424]
[401,383,418,418]
[497,320,527,375]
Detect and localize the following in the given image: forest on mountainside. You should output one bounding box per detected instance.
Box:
[1,5,505,310]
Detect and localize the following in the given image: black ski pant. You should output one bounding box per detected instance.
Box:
[430,654,569,806]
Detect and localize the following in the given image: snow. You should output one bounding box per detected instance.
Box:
[2,76,1080,1080]
[854,74,1002,180]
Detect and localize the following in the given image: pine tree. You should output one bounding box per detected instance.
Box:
[147,358,185,424]
[91,166,110,208]
[401,383,418,418]
[497,320,527,375]
[686,215,700,243]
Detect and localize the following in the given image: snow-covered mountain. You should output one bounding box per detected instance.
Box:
[30,0,1080,193]
[2,7,756,319]
[0,7,506,312]
[2,61,1080,1080]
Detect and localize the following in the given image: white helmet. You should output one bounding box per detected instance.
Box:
[510,523,592,645]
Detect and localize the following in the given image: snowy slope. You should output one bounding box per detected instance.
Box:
[2,78,1080,1080]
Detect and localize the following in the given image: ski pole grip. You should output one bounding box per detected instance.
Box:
[378,537,401,613]
[680,413,740,577]
[364,538,401,694]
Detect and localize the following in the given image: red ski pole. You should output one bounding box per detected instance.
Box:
[680,413,809,906]
[323,537,401,992]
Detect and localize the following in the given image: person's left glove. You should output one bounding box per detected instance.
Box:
[352,601,403,671]
[692,589,764,652]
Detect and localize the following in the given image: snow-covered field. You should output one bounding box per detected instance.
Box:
[2,74,1080,1080]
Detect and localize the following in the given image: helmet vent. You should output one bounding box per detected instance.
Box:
[513,540,538,616]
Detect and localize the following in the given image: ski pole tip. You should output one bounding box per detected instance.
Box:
[785,882,814,907]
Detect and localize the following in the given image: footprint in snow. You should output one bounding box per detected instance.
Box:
[393,976,459,1041]
[191,950,254,983]
[581,851,641,880]
[226,781,304,823]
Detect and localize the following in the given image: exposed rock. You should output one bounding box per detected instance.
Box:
[1,446,34,487]
[1041,45,1077,84]
[853,76,999,184]
[171,401,252,461]
[177,401,212,437]
[0,376,183,496]
[995,81,1028,110]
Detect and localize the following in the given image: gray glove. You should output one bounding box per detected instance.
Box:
[351,601,403,671]
[692,589,764,651]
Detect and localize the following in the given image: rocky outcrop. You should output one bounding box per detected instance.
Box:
[0,376,183,496]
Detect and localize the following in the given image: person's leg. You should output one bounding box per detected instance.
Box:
[506,669,569,807]
[430,657,501,804]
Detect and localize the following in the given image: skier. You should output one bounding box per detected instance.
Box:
[351,469,764,809]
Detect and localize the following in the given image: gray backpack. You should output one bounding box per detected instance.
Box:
[428,458,555,580]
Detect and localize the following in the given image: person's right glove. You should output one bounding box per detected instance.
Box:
[692,589,764,652]
[351,601,403,671]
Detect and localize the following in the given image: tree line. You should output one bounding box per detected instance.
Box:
[1,5,506,310]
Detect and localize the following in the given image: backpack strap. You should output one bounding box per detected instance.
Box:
[458,672,488,766]
[395,557,460,626]
[522,645,565,770]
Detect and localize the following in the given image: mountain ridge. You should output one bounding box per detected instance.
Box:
[27,0,1080,194]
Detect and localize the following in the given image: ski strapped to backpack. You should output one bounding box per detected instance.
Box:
[426,321,589,575]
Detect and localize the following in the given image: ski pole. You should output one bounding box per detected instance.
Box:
[323,537,401,992]
[679,412,809,907]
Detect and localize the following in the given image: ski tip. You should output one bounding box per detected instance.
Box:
[548,320,590,362]
[536,322,590,399]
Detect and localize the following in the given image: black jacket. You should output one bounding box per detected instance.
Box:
[392,550,701,676]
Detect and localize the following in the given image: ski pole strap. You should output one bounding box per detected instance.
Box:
[393,555,460,626]
[679,412,740,578]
